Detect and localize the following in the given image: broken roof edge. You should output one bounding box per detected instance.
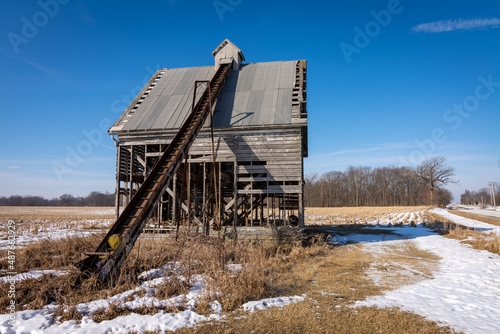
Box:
[108,68,168,134]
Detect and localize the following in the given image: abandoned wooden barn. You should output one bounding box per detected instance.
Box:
[108,39,308,228]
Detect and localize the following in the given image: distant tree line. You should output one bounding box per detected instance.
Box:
[305,158,455,207]
[0,191,115,207]
[460,187,499,207]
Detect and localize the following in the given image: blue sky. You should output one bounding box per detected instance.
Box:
[0,0,499,201]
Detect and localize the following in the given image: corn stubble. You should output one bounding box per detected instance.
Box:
[306,206,428,225]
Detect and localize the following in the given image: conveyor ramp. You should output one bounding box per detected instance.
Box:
[76,63,231,284]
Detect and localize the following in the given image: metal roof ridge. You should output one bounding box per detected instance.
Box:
[161,59,300,71]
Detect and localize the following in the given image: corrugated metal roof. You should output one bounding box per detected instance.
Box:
[112,60,298,132]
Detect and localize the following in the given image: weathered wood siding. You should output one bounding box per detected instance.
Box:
[117,127,304,195]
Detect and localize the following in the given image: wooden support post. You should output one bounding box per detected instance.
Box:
[193,180,197,227]
[157,198,161,227]
[128,146,135,202]
[218,162,222,227]
[271,194,274,225]
[187,162,191,228]
[203,162,207,234]
[256,194,260,225]
[278,195,281,221]
[172,173,177,224]
[299,191,304,227]
[250,193,253,227]
[260,194,264,226]
[115,145,121,220]
[266,191,270,226]
[166,188,171,223]
[283,193,287,225]
[180,160,188,227]
[233,162,238,232]
[245,195,248,227]
[128,146,133,204]
[131,146,136,201]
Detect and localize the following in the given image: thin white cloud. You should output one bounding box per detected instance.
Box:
[412,17,500,33]
[23,59,62,79]
[314,142,415,158]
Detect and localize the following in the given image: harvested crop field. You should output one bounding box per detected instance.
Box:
[0,207,114,250]
[1,206,499,333]
[305,206,429,225]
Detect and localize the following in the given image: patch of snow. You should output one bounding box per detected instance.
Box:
[353,225,500,334]
[226,263,243,273]
[0,270,69,283]
[137,262,183,281]
[209,301,223,313]
[431,208,500,235]
[1,308,222,334]
[319,291,338,297]
[242,295,306,312]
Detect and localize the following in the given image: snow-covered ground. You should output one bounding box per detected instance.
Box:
[0,229,103,250]
[352,213,500,333]
[0,263,305,334]
[431,208,500,235]
[0,218,112,250]
[458,208,500,219]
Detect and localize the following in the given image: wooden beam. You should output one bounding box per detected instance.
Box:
[115,145,121,220]
[166,187,201,225]
[187,162,191,227]
[172,174,177,224]
[128,146,134,203]
[233,162,238,231]
[203,162,207,233]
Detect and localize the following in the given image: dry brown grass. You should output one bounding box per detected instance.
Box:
[179,302,455,334]
[364,241,440,290]
[0,233,125,311]
[0,233,105,272]
[177,244,455,334]
[445,228,500,256]
[305,206,428,225]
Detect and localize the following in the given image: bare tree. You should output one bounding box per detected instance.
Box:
[417,157,457,205]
